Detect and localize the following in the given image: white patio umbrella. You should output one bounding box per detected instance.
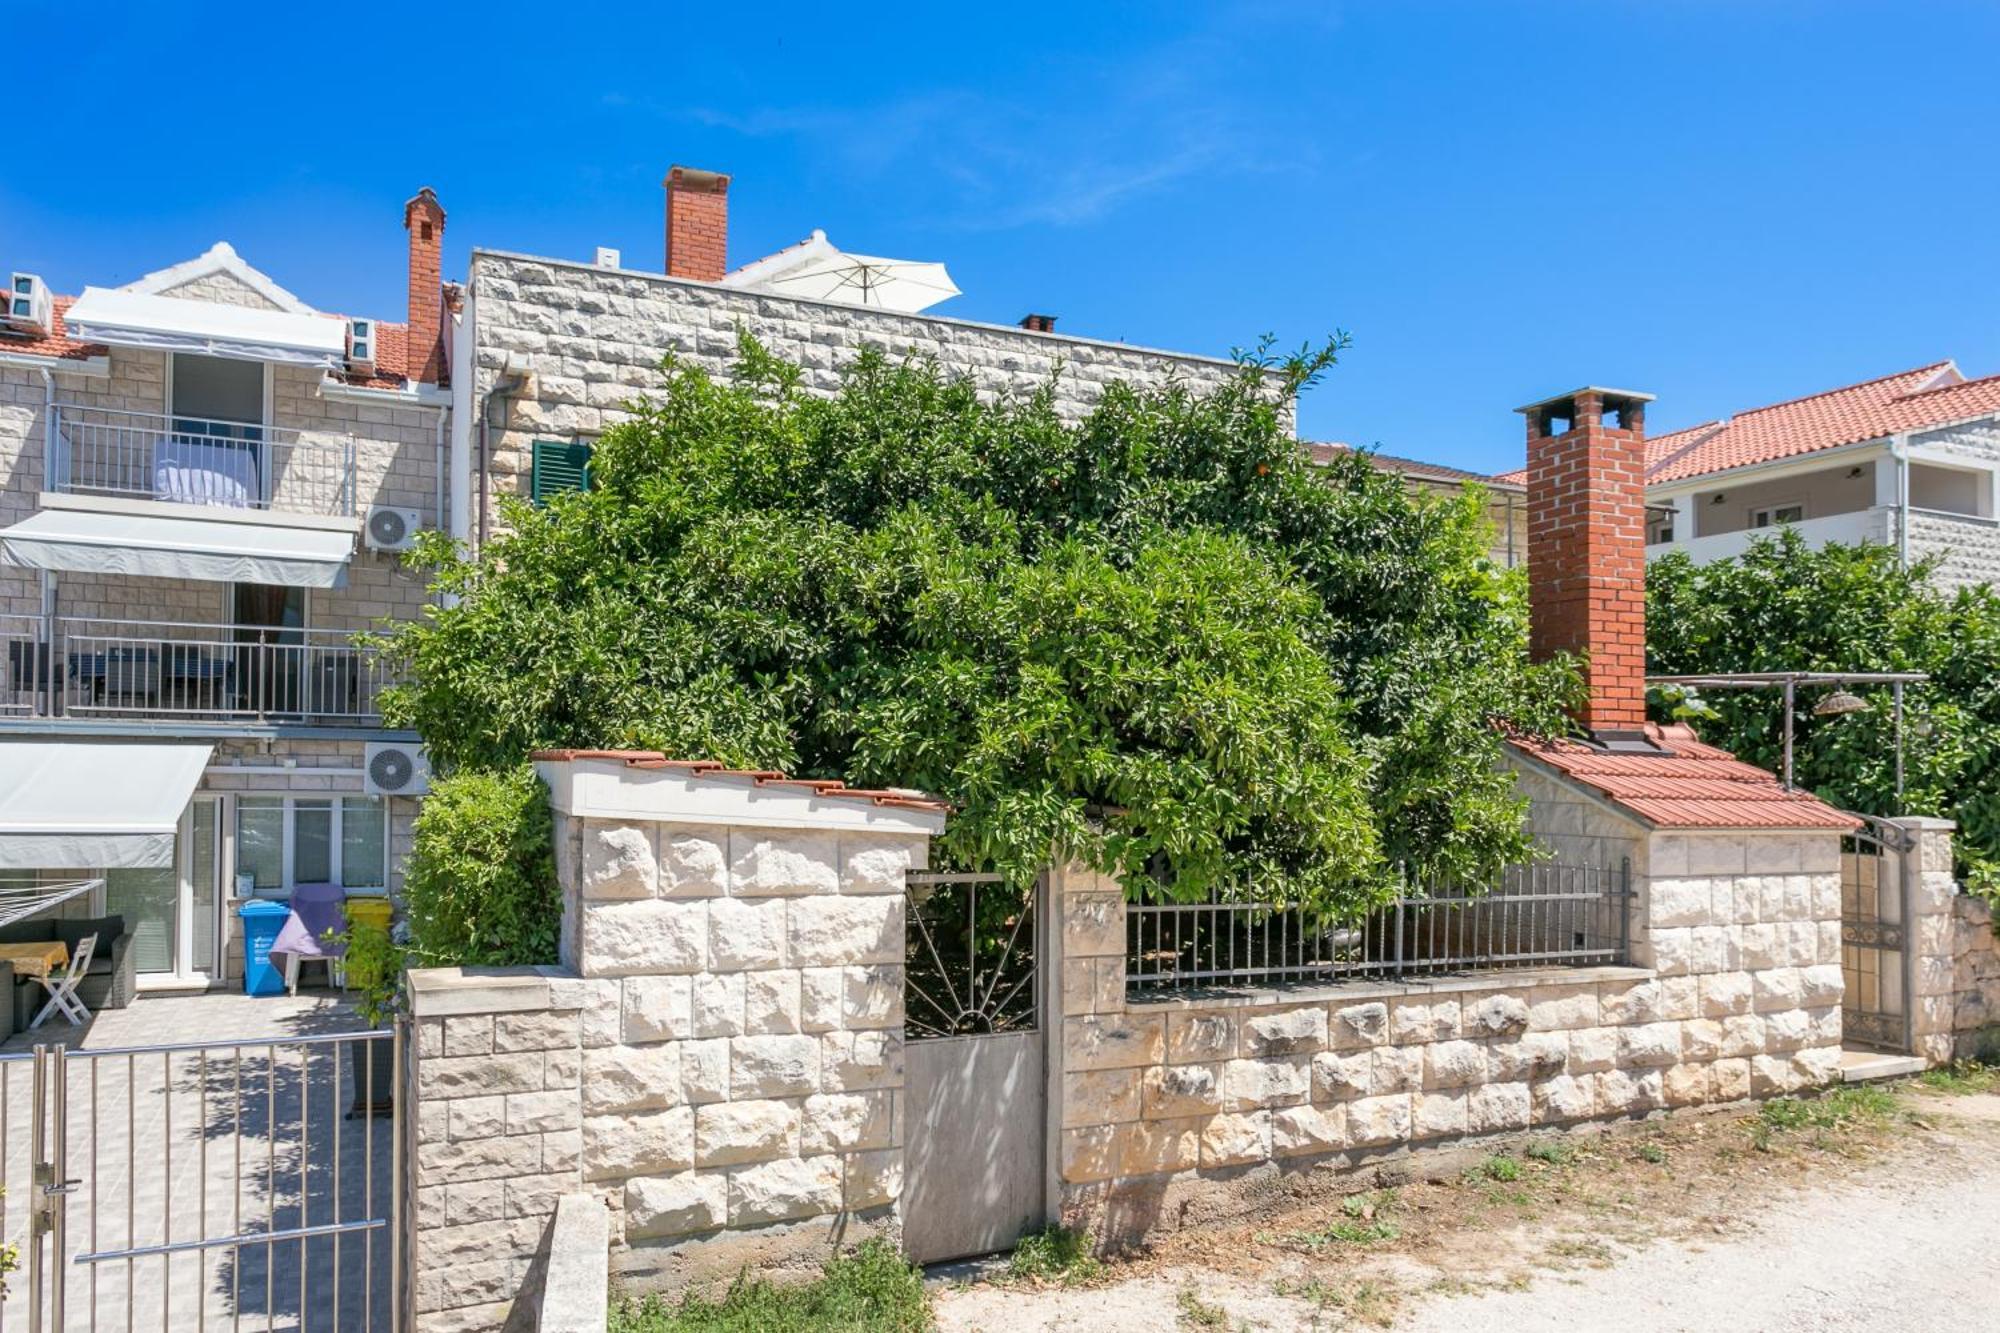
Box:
[751,244,960,314]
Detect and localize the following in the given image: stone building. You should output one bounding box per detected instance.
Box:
[0,195,453,982]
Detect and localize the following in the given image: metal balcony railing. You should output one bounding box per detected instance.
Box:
[49,405,357,517]
[0,614,389,724]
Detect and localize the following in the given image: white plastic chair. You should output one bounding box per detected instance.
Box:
[30,932,96,1030]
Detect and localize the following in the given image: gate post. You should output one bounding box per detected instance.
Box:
[1888,817,1962,1065]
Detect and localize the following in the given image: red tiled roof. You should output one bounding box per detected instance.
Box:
[1507,723,1857,830]
[529,750,952,814]
[0,296,107,361]
[1496,362,2000,487]
[1645,361,2000,483]
[1305,442,1524,489]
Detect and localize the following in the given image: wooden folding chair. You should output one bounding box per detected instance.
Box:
[30,932,95,1030]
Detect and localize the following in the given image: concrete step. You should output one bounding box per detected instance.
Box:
[1839,1047,1926,1083]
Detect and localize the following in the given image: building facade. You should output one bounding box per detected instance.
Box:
[1497,362,2000,591]
[0,196,453,984]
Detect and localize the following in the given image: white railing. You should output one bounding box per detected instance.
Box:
[0,616,389,723]
[49,404,357,517]
[1646,506,1894,565]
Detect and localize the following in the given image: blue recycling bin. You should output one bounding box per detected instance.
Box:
[239,899,290,997]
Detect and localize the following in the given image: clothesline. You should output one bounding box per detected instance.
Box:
[0,879,103,931]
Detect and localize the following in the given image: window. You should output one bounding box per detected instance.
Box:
[530,439,594,505]
[1749,502,1805,529]
[236,796,388,894]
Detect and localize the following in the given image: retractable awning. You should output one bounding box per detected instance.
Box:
[62,287,347,368]
[0,743,212,869]
[0,509,352,588]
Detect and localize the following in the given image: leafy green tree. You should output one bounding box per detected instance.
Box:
[1647,529,2000,892]
[381,334,1576,919]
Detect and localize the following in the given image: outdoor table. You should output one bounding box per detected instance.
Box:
[0,939,67,981]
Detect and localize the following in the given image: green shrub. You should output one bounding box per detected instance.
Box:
[608,1240,930,1332]
[402,765,560,966]
[1479,1154,1522,1182]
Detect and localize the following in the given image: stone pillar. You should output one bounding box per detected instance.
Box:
[533,753,944,1297]
[406,968,586,1333]
[1045,863,1136,1221]
[1896,817,1965,1065]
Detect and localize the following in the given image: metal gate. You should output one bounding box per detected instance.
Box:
[900,872,1045,1266]
[1,1029,401,1331]
[1841,817,1915,1054]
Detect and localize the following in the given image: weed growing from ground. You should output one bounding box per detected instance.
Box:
[1917,1061,2000,1096]
[1007,1226,1104,1286]
[1175,1285,1234,1329]
[1479,1154,1523,1182]
[1635,1141,1668,1165]
[1752,1085,1901,1152]
[607,1239,930,1332]
[1524,1139,1577,1166]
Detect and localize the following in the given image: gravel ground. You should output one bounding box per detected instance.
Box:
[933,1089,2000,1332]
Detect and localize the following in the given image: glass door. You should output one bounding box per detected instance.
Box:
[233,584,307,717]
[170,352,267,507]
[101,797,219,980]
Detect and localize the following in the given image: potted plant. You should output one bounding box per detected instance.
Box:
[330,910,404,1118]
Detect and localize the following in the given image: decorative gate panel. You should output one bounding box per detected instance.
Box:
[901,872,1045,1266]
[1841,819,1914,1055]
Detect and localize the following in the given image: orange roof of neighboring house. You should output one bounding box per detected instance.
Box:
[0,296,106,362]
[1496,361,2000,488]
[1507,723,1858,830]
[1305,442,1524,490]
[529,750,953,813]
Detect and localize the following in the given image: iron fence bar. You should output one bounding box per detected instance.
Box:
[75,1218,388,1265]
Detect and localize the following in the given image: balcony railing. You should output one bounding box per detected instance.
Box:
[0,613,389,725]
[49,404,357,517]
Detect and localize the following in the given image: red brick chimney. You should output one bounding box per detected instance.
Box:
[664,166,730,281]
[403,187,446,384]
[1518,386,1656,741]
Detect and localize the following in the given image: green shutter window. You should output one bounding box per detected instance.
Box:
[530,440,594,505]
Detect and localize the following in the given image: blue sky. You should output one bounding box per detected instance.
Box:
[6,1,1998,474]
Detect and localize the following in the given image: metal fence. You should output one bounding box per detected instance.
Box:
[50,405,357,518]
[0,615,389,724]
[2,1029,400,1332]
[1126,860,1631,992]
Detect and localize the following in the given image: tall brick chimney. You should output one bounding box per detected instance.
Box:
[1518,386,1656,742]
[664,166,730,281]
[403,187,446,384]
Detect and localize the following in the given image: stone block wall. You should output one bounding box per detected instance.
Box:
[462,250,1257,542]
[407,969,587,1332]
[1051,813,1848,1248]
[406,758,945,1330]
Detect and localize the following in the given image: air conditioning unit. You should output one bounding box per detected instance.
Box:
[346,318,376,374]
[364,743,430,798]
[365,505,422,552]
[5,273,51,337]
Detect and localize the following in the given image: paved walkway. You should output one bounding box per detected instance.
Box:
[0,990,394,1332]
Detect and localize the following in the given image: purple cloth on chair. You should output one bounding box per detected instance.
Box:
[271,883,348,959]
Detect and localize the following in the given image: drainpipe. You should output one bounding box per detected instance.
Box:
[1891,432,1911,569]
[432,403,447,533]
[38,367,56,718]
[478,364,531,549]
[447,292,476,550]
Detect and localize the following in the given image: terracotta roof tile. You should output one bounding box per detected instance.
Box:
[0,296,106,362]
[529,750,952,813]
[1507,724,1858,830]
[1495,361,2000,487]
[1304,442,1523,489]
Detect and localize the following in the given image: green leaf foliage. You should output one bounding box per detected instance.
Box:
[383,334,1577,920]
[1647,529,2000,894]
[402,766,561,966]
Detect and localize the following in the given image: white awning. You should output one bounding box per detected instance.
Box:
[0,509,352,588]
[0,743,212,869]
[63,287,347,367]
